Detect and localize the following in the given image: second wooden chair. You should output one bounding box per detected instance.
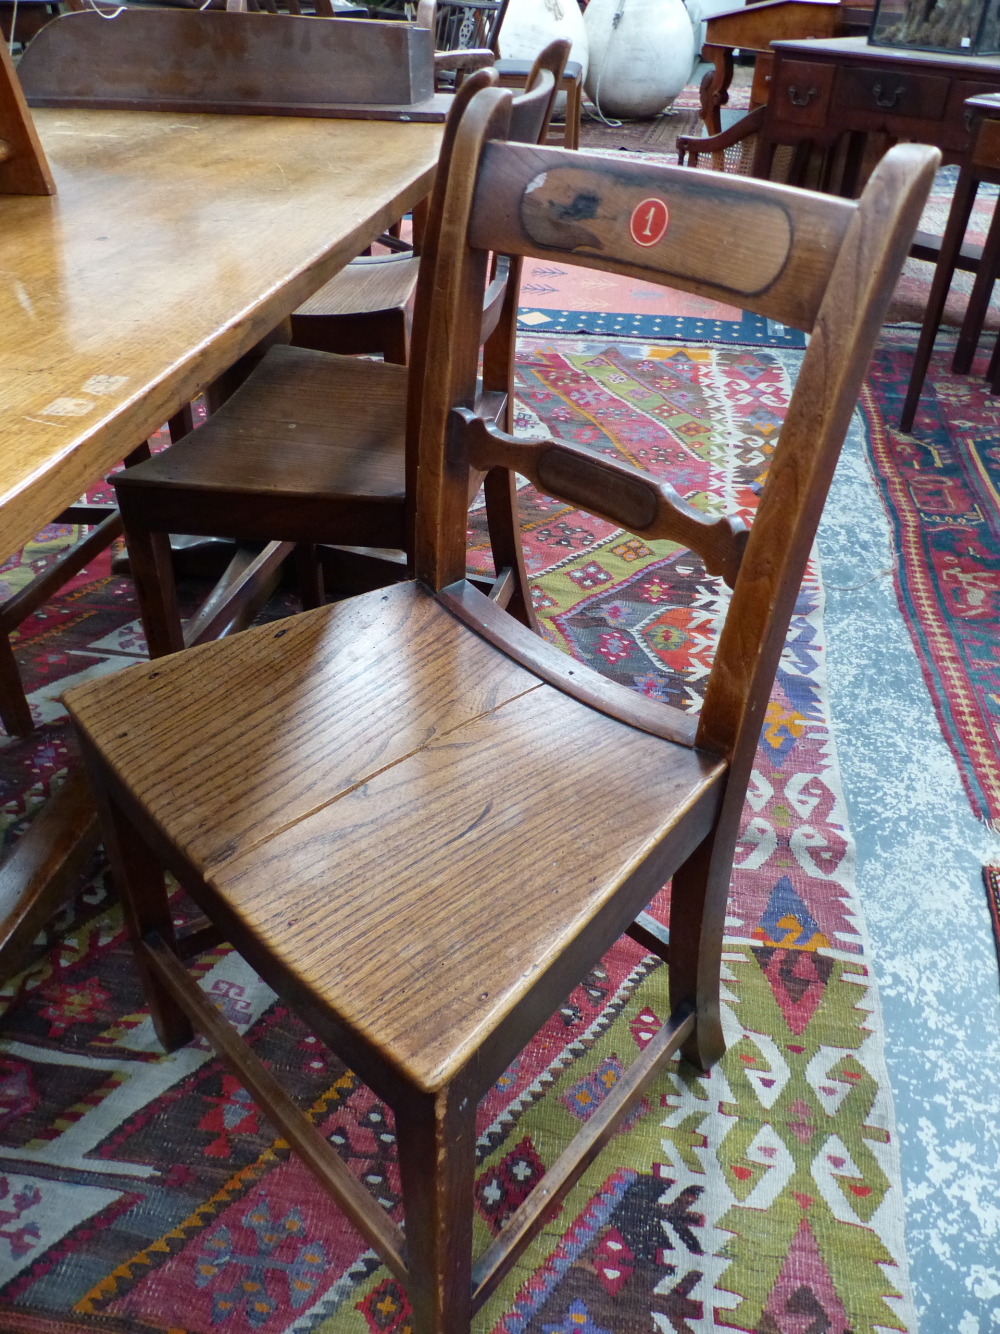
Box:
[111,54,566,658]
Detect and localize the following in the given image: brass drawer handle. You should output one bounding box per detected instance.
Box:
[787,84,817,106]
[872,82,906,108]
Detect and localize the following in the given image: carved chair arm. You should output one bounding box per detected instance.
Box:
[677,104,767,167]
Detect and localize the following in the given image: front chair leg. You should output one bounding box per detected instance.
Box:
[395,1083,477,1333]
[80,744,193,1053]
[668,827,727,1073]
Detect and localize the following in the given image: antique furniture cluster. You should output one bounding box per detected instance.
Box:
[0,7,942,1330]
[687,13,1000,428]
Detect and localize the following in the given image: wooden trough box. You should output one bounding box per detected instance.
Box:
[17,9,448,120]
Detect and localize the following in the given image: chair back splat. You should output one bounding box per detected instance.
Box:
[65,82,937,1334]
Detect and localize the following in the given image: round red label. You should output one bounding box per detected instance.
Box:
[629,197,669,248]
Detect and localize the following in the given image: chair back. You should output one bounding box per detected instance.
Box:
[411,85,938,779]
[421,0,508,53]
[522,37,570,143]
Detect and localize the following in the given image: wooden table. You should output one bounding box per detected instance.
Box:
[699,0,844,137]
[0,106,443,980]
[752,35,1000,192]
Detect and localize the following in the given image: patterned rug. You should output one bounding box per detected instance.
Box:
[860,325,1000,829]
[0,336,914,1332]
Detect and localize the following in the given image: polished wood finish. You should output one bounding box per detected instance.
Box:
[0,109,441,564]
[752,35,1000,186]
[0,109,442,980]
[700,0,843,135]
[0,36,55,196]
[67,82,936,1333]
[17,10,452,121]
[466,138,857,330]
[902,90,1000,428]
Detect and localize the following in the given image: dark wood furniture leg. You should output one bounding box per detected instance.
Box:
[900,164,979,432]
[700,45,734,138]
[952,188,1000,373]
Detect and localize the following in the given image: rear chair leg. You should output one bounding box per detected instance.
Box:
[395,1083,477,1333]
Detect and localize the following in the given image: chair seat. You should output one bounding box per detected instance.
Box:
[118,344,407,500]
[68,580,725,1092]
[114,343,408,545]
[293,252,420,319]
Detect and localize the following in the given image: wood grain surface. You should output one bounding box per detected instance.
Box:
[18,9,437,113]
[0,108,442,562]
[467,141,856,330]
[0,37,56,195]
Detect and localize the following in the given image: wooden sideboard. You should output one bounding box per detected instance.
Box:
[752,36,1000,193]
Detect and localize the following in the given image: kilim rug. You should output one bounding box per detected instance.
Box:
[860,325,1000,828]
[0,338,914,1332]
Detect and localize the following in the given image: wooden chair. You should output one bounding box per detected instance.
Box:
[289,36,569,365]
[65,84,937,1333]
[421,0,508,88]
[108,65,557,658]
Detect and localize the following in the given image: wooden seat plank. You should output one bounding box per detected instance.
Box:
[119,346,408,499]
[68,582,544,877]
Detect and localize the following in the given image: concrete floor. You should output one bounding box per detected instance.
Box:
[817,411,1000,1334]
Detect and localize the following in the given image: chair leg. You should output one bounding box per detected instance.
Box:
[667,827,727,1074]
[294,544,325,611]
[900,167,979,431]
[483,468,538,633]
[988,330,1000,393]
[0,634,33,737]
[953,186,1000,375]
[81,747,193,1053]
[119,515,185,659]
[395,1085,476,1334]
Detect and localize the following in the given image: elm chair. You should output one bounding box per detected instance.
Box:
[109,64,558,658]
[66,87,936,1334]
[289,35,569,366]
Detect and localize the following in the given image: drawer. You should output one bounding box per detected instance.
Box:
[771,59,835,128]
[833,65,949,120]
[947,78,1000,147]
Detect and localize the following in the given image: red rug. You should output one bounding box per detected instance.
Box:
[860,325,1000,828]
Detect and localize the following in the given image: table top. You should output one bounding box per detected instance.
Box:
[771,33,1000,71]
[0,108,442,560]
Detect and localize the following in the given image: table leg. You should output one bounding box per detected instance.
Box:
[900,166,979,434]
[700,46,732,138]
[953,184,1000,374]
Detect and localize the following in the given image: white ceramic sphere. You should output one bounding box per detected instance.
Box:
[500,0,590,81]
[584,0,695,119]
